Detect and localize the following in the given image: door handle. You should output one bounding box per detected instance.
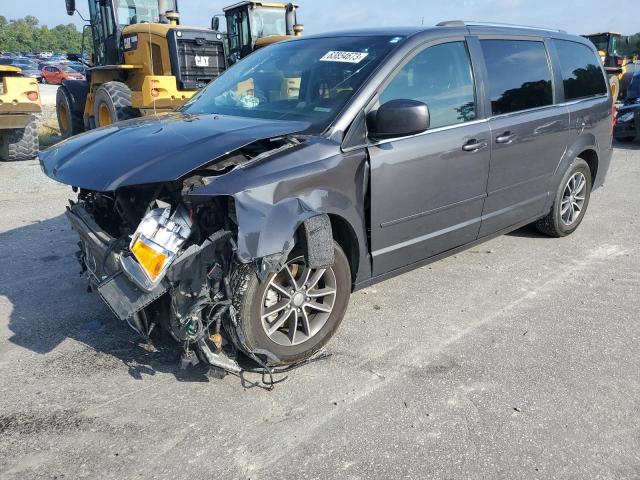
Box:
[462,139,487,152]
[495,131,515,144]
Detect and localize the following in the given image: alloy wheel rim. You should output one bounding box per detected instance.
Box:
[561,172,587,226]
[260,256,337,347]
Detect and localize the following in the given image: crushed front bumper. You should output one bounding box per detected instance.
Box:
[66,203,171,321]
[66,203,223,322]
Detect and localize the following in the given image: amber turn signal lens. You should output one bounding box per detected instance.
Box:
[151,88,160,98]
[27,91,39,101]
[131,239,167,281]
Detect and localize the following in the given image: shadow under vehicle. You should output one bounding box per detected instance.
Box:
[40,22,613,380]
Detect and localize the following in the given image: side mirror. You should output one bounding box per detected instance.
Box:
[367,99,430,140]
[211,16,220,31]
[65,0,76,16]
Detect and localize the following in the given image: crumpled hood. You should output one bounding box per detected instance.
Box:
[40,113,310,192]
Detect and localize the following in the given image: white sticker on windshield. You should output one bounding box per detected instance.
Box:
[320,51,369,63]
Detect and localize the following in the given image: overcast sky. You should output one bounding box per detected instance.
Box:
[2,0,638,36]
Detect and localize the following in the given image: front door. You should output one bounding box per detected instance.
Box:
[368,40,491,276]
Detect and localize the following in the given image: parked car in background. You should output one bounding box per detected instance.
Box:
[40,23,613,372]
[614,70,640,141]
[67,62,87,76]
[0,58,42,82]
[41,64,85,84]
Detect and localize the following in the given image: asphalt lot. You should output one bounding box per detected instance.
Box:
[1,144,639,479]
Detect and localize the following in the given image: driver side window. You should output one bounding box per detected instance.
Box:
[380,41,476,129]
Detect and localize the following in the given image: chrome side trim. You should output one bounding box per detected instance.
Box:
[372,216,481,257]
[380,193,487,228]
[369,118,489,148]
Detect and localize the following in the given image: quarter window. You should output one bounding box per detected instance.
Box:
[379,41,476,129]
[553,40,608,100]
[480,40,553,115]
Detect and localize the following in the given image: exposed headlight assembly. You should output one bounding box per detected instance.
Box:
[120,205,192,292]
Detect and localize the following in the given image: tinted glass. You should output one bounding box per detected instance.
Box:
[183,36,404,134]
[553,40,608,100]
[380,42,476,128]
[628,72,640,99]
[481,40,552,115]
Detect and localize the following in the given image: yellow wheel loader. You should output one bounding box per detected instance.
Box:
[583,32,637,100]
[57,0,226,139]
[0,66,41,161]
[219,1,303,65]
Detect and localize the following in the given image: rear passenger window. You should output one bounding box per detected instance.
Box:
[379,41,476,129]
[480,40,553,115]
[553,39,608,100]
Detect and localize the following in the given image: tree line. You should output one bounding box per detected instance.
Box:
[0,16,86,53]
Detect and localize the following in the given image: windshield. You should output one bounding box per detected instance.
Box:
[114,0,177,27]
[252,7,287,37]
[587,34,609,53]
[60,66,77,73]
[182,36,404,134]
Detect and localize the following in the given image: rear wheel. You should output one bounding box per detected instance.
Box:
[92,82,139,128]
[56,86,84,139]
[231,242,351,365]
[535,158,592,237]
[0,117,38,161]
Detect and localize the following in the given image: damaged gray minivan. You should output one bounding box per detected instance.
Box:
[41,22,613,374]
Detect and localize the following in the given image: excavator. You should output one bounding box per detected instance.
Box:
[57,0,226,138]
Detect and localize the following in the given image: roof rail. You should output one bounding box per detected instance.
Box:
[436,20,566,33]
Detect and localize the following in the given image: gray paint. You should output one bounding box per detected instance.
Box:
[41,23,613,292]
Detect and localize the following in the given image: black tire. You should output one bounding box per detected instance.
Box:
[535,158,592,237]
[0,116,38,161]
[56,86,85,139]
[92,82,139,128]
[231,241,351,366]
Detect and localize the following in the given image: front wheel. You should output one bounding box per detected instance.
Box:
[231,242,351,365]
[92,82,140,128]
[535,158,592,237]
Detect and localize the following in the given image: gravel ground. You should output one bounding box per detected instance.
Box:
[0,144,639,479]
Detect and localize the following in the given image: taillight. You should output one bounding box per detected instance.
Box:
[27,91,38,102]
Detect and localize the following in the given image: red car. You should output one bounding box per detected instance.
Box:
[41,64,85,85]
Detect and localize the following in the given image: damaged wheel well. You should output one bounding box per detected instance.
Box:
[292,213,359,288]
[328,214,359,288]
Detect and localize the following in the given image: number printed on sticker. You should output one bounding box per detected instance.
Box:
[320,51,369,63]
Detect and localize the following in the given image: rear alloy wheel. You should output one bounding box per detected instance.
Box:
[92,81,140,128]
[232,242,351,365]
[535,158,592,237]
